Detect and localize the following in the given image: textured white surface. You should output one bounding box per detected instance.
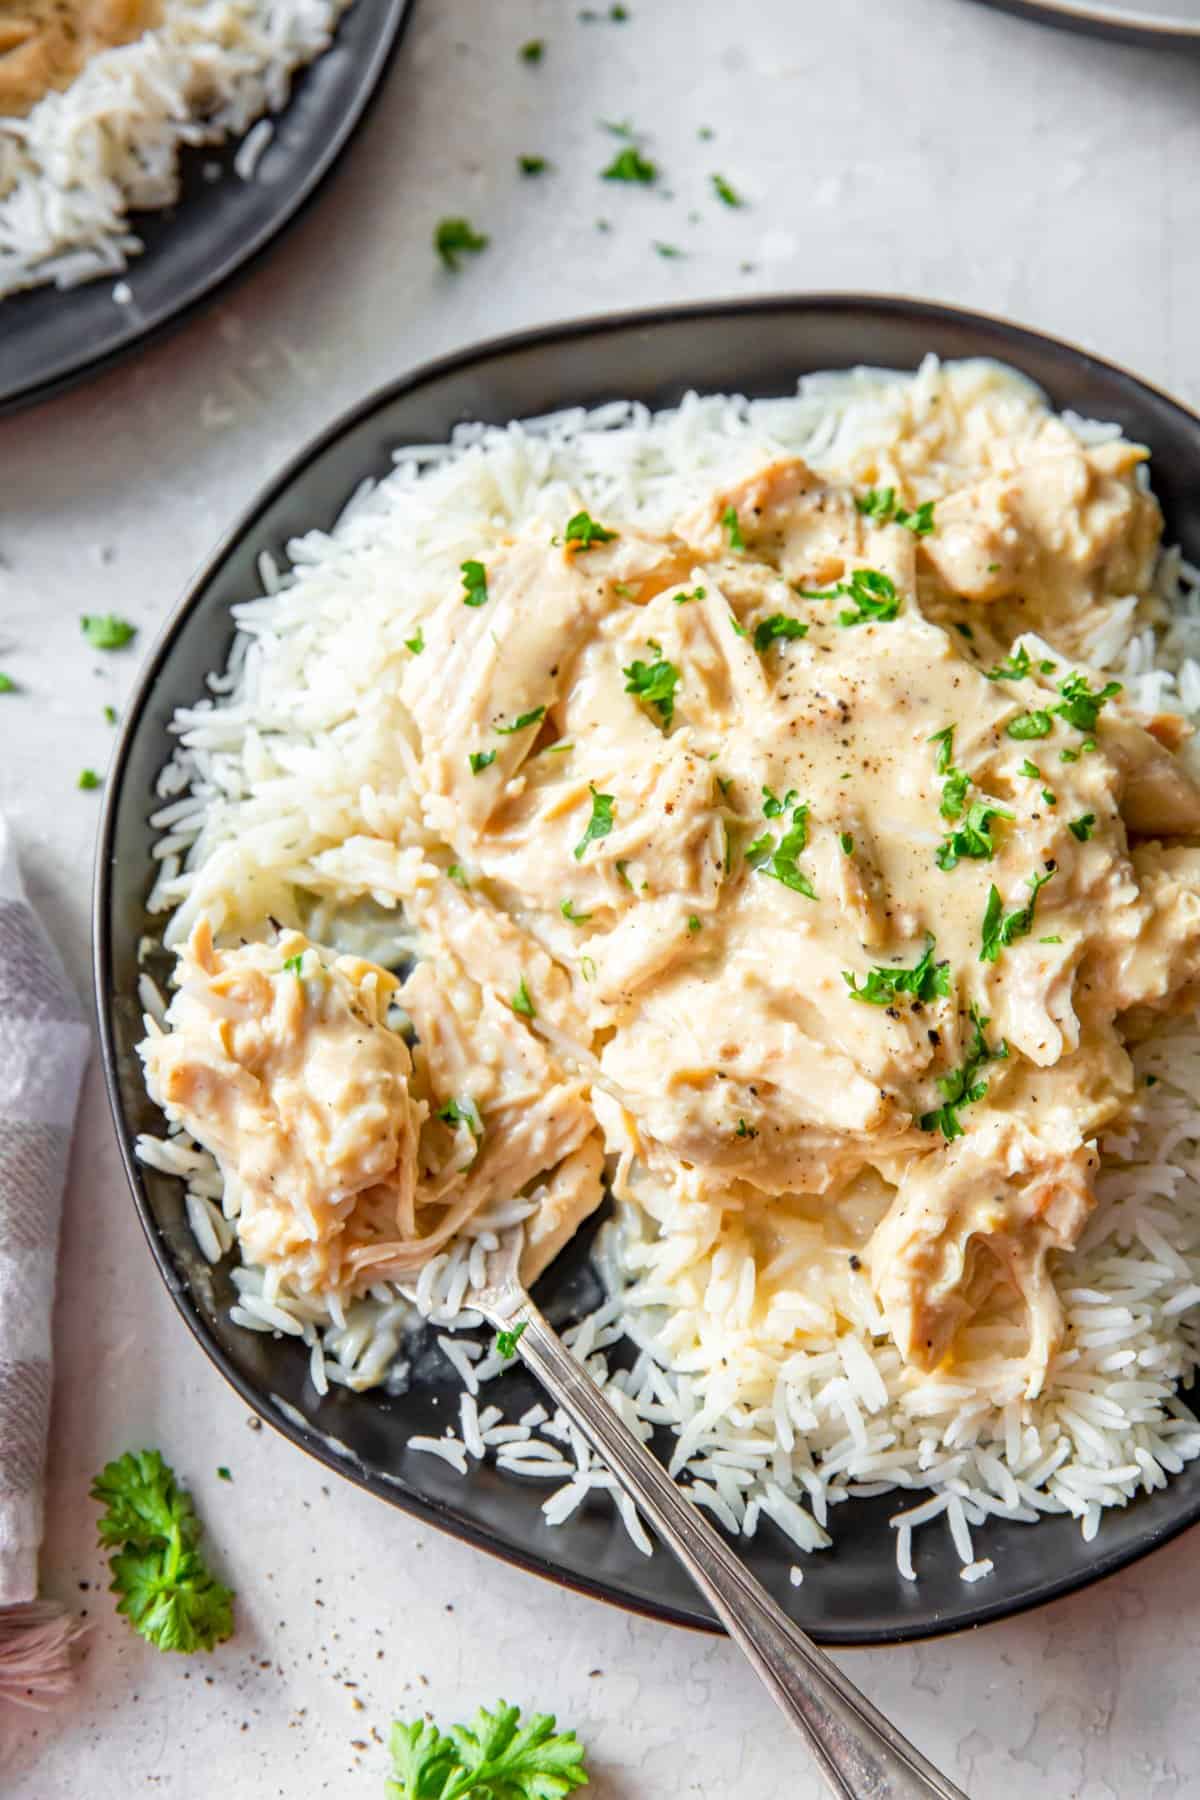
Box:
[3,0,1200,1792]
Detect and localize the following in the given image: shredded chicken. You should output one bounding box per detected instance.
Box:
[0,0,158,115]
[140,369,1200,1398]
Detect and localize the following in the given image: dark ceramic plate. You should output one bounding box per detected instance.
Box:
[975,0,1200,47]
[95,297,1200,1645]
[0,0,412,416]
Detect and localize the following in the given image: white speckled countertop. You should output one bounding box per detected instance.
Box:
[4,2,1200,1792]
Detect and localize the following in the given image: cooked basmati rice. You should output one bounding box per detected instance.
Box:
[135,358,1200,1585]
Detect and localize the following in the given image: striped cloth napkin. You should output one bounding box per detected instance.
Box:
[0,816,90,1706]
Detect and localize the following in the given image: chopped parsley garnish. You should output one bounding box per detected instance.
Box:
[437,1096,483,1137]
[711,173,743,207]
[447,864,469,886]
[602,146,656,183]
[404,627,425,655]
[844,937,950,1007]
[623,650,679,728]
[686,914,702,933]
[103,703,118,723]
[1053,672,1121,733]
[78,769,101,790]
[979,866,1057,963]
[653,241,685,258]
[387,1699,588,1800]
[520,38,544,61]
[839,832,854,855]
[216,1467,231,1482]
[1040,935,1063,945]
[928,727,970,820]
[721,504,745,551]
[919,1007,1008,1139]
[469,750,497,774]
[762,785,797,818]
[1146,1073,1159,1086]
[935,799,1013,871]
[461,560,489,606]
[560,898,591,923]
[615,859,632,887]
[1068,813,1096,842]
[434,217,489,270]
[90,1449,234,1654]
[580,955,597,982]
[985,644,1033,681]
[511,977,536,1018]
[853,489,934,535]
[574,785,615,860]
[564,511,617,551]
[283,954,304,976]
[753,613,808,652]
[1006,709,1053,741]
[495,706,547,735]
[0,673,15,693]
[1042,789,1057,807]
[600,117,637,137]
[728,612,748,638]
[519,154,549,175]
[746,799,817,899]
[735,1118,757,1138]
[494,1323,528,1360]
[929,726,955,775]
[1019,759,1040,778]
[1060,746,1080,763]
[800,568,901,627]
[82,613,136,650]
[674,585,706,604]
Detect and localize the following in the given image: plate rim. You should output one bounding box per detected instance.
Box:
[93,292,1200,1646]
[973,0,1200,46]
[0,0,415,417]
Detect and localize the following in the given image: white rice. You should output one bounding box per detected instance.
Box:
[135,358,1200,1585]
[0,0,351,299]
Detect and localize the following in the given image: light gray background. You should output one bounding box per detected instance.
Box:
[4,1,1200,1792]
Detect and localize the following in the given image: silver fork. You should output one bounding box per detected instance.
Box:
[472,1239,970,1800]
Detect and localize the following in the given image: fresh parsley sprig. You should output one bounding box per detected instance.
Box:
[798,568,901,626]
[90,1450,233,1654]
[979,867,1057,962]
[574,785,615,860]
[854,489,935,536]
[623,648,680,728]
[563,511,617,552]
[935,798,1013,870]
[844,938,950,1007]
[919,1007,1008,1139]
[386,1699,588,1800]
[753,614,808,652]
[745,798,817,899]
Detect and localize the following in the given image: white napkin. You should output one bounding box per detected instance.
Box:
[0,817,90,1705]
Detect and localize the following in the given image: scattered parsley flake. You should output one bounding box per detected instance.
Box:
[1042,789,1057,807]
[748,799,817,900]
[0,674,16,693]
[574,786,615,860]
[103,703,118,724]
[216,1467,231,1482]
[282,954,304,976]
[735,1117,757,1138]
[839,832,854,855]
[936,798,1013,871]
[1040,935,1063,945]
[564,511,617,551]
[799,568,901,626]
[980,866,1057,963]
[623,651,679,728]
[520,38,544,61]
[615,859,632,887]
[654,241,685,258]
[469,750,497,774]
[711,173,743,207]
[721,504,745,551]
[78,768,101,790]
[580,955,597,982]
[519,155,549,176]
[1146,1073,1159,1086]
[686,914,701,933]
[1060,746,1080,763]
[511,977,536,1019]
[560,899,591,923]
[844,937,950,1007]
[90,1450,234,1654]
[1068,813,1096,842]
[854,489,935,535]
[985,645,1033,681]
[929,726,955,776]
[437,1096,483,1138]
[461,560,489,606]
[1019,759,1040,779]
[674,585,706,604]
[447,864,469,887]
[919,1007,1007,1139]
[728,612,748,638]
[404,627,425,655]
[495,706,547,735]
[602,146,656,184]
[698,124,714,140]
[82,613,136,650]
[1006,709,1053,741]
[753,613,808,652]
[494,1323,528,1360]
[435,217,489,271]
[1053,673,1121,734]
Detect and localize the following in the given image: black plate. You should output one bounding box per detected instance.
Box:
[975,0,1200,47]
[94,296,1200,1646]
[0,0,412,416]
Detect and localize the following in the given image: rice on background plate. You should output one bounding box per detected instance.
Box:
[134,357,1200,1585]
[0,0,353,300]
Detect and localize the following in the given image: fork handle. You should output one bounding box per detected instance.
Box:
[512,1300,969,1800]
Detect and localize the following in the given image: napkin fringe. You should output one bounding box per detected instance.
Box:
[0,1598,86,1710]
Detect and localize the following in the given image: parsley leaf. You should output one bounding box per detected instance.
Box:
[935,798,1014,870]
[469,750,497,774]
[1006,709,1053,740]
[985,644,1032,681]
[461,560,489,606]
[674,585,706,604]
[282,954,304,976]
[574,785,615,860]
[747,800,817,899]
[753,613,808,652]
[435,218,489,270]
[761,785,797,818]
[437,1097,483,1138]
[91,1450,233,1654]
[0,673,15,693]
[386,1699,588,1800]
[623,652,679,727]
[919,1007,1008,1139]
[928,726,974,824]
[1019,759,1040,778]
[564,511,617,551]
[653,241,685,258]
[511,977,536,1018]
[1053,672,1121,734]
[82,613,136,650]
[979,866,1057,962]
[799,568,901,626]
[711,173,743,207]
[844,937,951,1007]
[928,726,955,776]
[686,914,702,933]
[560,898,591,923]
[839,831,854,854]
[103,703,118,723]
[518,155,549,176]
[78,768,101,790]
[495,706,547,735]
[519,38,544,61]
[404,626,425,654]
[602,146,656,183]
[1068,812,1096,842]
[721,504,745,551]
[854,490,935,535]
[494,1323,528,1360]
